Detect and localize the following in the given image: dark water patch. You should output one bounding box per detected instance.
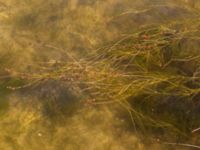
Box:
[108,5,197,33]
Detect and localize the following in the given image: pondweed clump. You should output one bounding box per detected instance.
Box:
[6,20,200,146]
[1,0,200,149]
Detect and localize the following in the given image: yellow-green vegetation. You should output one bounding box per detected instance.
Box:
[0,0,200,150]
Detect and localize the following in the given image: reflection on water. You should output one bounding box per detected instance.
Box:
[0,0,200,149]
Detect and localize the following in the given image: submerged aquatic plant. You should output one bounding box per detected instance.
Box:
[0,0,200,149]
[7,22,200,136]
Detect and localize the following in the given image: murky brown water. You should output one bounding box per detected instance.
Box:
[0,0,200,149]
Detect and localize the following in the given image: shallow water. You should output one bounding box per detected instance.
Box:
[0,0,200,149]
